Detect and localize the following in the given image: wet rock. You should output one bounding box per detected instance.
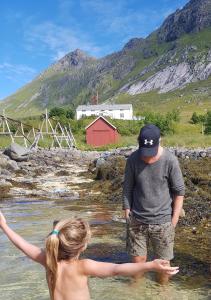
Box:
[0,154,19,172]
[192,227,197,234]
[112,215,126,223]
[0,155,9,168]
[95,156,126,181]
[96,158,106,168]
[7,160,19,171]
[199,151,207,158]
[3,143,30,162]
[0,180,12,196]
[0,169,11,176]
[53,156,62,163]
[55,170,70,176]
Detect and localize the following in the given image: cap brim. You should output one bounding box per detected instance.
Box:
[139,145,159,157]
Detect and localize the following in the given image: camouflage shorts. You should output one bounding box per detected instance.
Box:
[126,215,175,260]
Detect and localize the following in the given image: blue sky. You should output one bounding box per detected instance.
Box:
[0,0,189,100]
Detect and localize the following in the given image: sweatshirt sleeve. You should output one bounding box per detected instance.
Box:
[122,157,135,209]
[168,157,185,196]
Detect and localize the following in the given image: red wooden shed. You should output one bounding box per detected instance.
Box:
[85,116,119,147]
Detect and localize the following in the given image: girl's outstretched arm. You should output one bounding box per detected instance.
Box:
[81,259,179,278]
[0,211,46,266]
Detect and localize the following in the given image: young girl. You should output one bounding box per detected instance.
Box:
[0,211,179,300]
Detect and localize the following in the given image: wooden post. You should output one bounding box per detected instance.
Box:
[2,109,5,133]
[46,109,48,133]
[64,126,73,148]
[68,124,76,147]
[5,117,14,143]
[21,122,28,147]
[48,118,62,148]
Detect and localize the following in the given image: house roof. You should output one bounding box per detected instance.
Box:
[85,116,117,130]
[76,104,132,111]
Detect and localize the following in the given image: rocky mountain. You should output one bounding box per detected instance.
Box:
[1,0,211,117]
[157,0,211,42]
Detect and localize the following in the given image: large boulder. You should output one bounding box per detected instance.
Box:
[3,143,30,162]
[0,154,19,173]
[95,155,126,181]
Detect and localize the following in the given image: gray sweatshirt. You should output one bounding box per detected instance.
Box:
[122,149,185,224]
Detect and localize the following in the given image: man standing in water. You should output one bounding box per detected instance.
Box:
[123,124,185,284]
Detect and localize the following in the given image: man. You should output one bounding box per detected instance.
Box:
[123,124,185,284]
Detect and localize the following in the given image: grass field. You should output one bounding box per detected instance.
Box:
[1,123,210,150]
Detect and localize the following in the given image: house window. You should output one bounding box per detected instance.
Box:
[120,113,124,118]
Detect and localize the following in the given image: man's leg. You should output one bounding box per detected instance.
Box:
[126,216,149,279]
[131,255,147,280]
[150,222,175,284]
[156,260,171,284]
[132,256,147,263]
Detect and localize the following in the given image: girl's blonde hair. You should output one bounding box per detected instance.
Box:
[45,218,91,299]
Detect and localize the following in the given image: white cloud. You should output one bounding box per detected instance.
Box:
[79,0,167,40]
[0,62,37,82]
[24,21,102,60]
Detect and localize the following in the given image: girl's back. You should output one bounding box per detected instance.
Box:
[53,260,90,300]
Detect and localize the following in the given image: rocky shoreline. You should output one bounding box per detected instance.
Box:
[0,148,101,199]
[0,146,210,228]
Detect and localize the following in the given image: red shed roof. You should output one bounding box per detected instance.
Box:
[85,116,117,130]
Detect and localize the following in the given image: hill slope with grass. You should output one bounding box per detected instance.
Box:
[0,0,211,118]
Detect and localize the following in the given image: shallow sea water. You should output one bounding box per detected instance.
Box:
[0,197,210,300]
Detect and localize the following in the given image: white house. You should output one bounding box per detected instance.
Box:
[76,104,133,120]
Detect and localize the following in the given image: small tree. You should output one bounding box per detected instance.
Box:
[191,112,199,124]
[204,111,211,134]
[143,112,175,135]
[66,108,74,119]
[49,107,66,118]
[191,112,206,124]
[166,109,180,122]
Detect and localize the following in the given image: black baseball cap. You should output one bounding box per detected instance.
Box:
[138,124,160,157]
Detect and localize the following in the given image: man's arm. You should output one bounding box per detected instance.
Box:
[172,195,184,227]
[82,259,179,278]
[0,211,46,266]
[122,158,134,218]
[168,156,185,227]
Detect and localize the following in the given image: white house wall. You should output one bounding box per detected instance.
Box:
[76,109,133,120]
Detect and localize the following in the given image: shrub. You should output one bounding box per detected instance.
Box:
[204,111,211,134]
[49,107,66,118]
[143,111,176,135]
[49,107,75,119]
[191,112,206,124]
[191,112,199,124]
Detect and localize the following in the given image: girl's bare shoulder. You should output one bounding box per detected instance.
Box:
[77,259,96,275]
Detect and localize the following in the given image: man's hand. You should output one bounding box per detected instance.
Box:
[0,211,6,228]
[171,217,178,228]
[124,209,131,219]
[152,259,179,275]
